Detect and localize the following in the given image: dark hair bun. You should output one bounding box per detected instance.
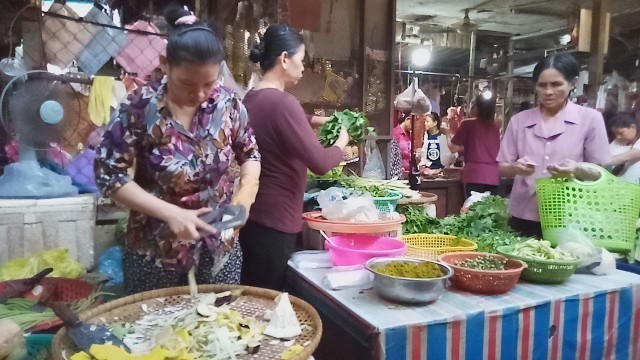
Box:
[164,4,192,28]
[249,43,264,64]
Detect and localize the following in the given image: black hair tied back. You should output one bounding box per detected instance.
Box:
[249,41,265,64]
[248,24,304,72]
[163,4,224,66]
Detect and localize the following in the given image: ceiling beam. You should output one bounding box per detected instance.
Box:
[511,27,570,41]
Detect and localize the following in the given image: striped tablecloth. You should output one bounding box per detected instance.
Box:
[289,264,640,360]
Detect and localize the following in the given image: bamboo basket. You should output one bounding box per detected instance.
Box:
[52,284,322,360]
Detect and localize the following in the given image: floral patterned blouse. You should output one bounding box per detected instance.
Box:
[95,79,260,273]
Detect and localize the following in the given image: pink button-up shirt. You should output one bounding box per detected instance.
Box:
[498,102,611,221]
[393,124,412,171]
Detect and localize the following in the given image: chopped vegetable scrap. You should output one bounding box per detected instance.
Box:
[70,291,308,360]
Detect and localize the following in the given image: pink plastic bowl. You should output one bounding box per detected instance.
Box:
[325,234,408,266]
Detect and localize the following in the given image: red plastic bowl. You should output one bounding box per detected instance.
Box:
[438,252,527,295]
[325,234,408,266]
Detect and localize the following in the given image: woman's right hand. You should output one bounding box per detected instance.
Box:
[514,157,536,177]
[165,207,217,243]
[335,126,350,149]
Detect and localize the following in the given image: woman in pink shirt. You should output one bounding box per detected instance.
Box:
[392,114,413,171]
[497,53,611,238]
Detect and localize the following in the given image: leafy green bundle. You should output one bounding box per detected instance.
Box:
[318,110,375,146]
[397,196,528,253]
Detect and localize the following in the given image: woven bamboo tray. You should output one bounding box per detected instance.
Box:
[52,284,322,360]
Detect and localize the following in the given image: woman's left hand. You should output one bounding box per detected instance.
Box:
[547,160,577,178]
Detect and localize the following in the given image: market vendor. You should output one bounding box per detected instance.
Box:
[418,112,456,173]
[498,53,611,238]
[95,6,261,295]
[604,112,640,183]
[446,93,501,198]
[240,24,350,291]
[392,113,412,171]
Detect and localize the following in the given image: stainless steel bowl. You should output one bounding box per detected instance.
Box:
[364,257,453,304]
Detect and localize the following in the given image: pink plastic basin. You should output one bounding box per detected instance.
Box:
[325,234,408,266]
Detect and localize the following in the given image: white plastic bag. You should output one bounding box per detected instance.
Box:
[411,88,432,115]
[362,139,386,180]
[317,187,379,222]
[394,79,418,112]
[556,227,616,275]
[462,191,491,212]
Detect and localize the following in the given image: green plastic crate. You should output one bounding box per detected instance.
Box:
[497,245,581,284]
[536,164,640,253]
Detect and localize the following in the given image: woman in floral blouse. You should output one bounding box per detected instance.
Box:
[95,6,261,294]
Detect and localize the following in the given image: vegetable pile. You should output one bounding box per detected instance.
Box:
[454,256,507,271]
[76,291,311,360]
[318,110,374,147]
[508,239,579,261]
[397,196,528,253]
[0,290,106,331]
[374,261,444,279]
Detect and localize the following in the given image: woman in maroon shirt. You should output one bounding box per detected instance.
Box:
[240,24,349,290]
[447,94,501,198]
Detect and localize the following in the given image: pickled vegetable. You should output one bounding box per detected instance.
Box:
[374,261,444,279]
[455,256,507,270]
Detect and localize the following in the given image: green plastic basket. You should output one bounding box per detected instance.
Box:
[536,164,640,253]
[373,192,402,212]
[25,334,53,360]
[497,245,581,284]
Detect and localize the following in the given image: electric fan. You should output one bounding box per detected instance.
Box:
[0,69,80,198]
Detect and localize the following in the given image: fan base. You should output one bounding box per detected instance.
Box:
[0,161,78,199]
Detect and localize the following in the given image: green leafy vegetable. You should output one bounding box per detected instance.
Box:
[396,196,528,253]
[318,110,375,146]
[455,256,507,270]
[509,239,578,261]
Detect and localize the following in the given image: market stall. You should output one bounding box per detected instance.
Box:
[287,262,640,360]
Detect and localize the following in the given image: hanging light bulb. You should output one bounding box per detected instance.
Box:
[412,47,431,67]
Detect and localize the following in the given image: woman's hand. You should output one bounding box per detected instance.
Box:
[166,207,217,243]
[547,160,577,178]
[514,157,536,176]
[334,126,349,149]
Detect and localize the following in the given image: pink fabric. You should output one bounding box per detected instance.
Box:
[452,119,500,185]
[497,102,611,221]
[175,14,198,25]
[393,125,412,171]
[115,21,167,79]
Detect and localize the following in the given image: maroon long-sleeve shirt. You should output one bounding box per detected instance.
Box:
[243,88,342,233]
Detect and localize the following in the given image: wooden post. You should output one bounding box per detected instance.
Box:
[21,5,46,70]
[587,0,614,107]
[505,39,514,127]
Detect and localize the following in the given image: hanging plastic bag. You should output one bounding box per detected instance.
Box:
[411,88,432,115]
[394,79,418,112]
[317,187,379,222]
[0,249,85,281]
[556,227,616,275]
[362,139,386,180]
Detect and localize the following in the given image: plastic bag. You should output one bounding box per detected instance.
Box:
[0,248,85,281]
[98,246,124,286]
[556,227,616,275]
[363,139,386,180]
[394,79,417,112]
[461,191,491,212]
[317,187,379,222]
[411,88,432,115]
